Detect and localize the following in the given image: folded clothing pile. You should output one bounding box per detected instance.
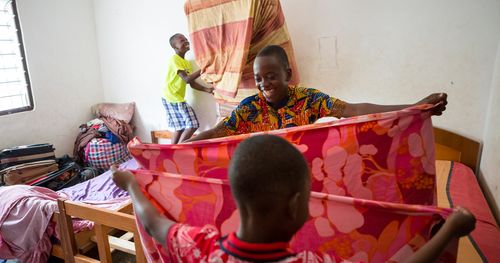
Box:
[73,102,135,171]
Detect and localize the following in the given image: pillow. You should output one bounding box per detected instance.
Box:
[91,102,135,123]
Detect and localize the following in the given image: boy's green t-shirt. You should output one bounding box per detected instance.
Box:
[163,54,193,103]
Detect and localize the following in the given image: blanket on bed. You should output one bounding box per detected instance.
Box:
[131,170,455,262]
[128,105,459,262]
[130,105,437,205]
[185,0,299,105]
[0,159,135,263]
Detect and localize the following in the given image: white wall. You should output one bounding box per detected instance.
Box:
[93,0,216,142]
[480,41,500,219]
[281,0,500,212]
[282,0,500,142]
[0,0,103,156]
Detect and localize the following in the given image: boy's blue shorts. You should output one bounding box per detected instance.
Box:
[162,98,200,131]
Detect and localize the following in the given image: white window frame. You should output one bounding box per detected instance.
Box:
[0,0,33,116]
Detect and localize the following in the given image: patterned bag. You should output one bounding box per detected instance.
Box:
[85,138,130,170]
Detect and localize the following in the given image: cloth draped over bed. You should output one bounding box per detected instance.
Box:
[130,105,437,205]
[185,0,300,111]
[132,170,454,263]
[128,105,457,262]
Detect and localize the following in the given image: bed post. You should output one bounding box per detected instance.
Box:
[94,224,112,263]
[134,230,146,263]
[57,198,77,263]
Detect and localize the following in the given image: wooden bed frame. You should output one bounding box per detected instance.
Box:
[433,127,480,173]
[150,130,175,144]
[433,127,499,224]
[51,199,146,262]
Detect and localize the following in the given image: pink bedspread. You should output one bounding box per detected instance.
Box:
[131,170,455,263]
[128,105,457,262]
[443,161,500,263]
[0,159,136,263]
[130,105,437,205]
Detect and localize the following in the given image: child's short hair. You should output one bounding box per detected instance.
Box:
[229,135,309,212]
[256,45,290,70]
[169,33,183,48]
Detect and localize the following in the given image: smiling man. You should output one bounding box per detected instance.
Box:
[185,45,447,142]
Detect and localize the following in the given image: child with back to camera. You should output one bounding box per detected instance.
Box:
[112,135,475,262]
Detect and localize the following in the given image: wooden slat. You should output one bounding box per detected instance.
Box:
[75,255,100,263]
[57,199,77,263]
[433,127,480,172]
[94,224,112,263]
[63,201,137,232]
[435,143,461,163]
[109,231,135,253]
[151,130,173,144]
[90,232,136,254]
[56,199,147,262]
[120,232,135,240]
[108,235,136,254]
[134,231,147,263]
[52,207,96,259]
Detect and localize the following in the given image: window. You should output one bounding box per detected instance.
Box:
[0,0,32,116]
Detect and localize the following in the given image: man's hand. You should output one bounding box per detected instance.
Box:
[111,165,136,191]
[444,207,476,237]
[416,93,448,116]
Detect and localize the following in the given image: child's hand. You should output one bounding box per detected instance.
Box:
[415,93,447,116]
[111,165,136,191]
[444,207,476,237]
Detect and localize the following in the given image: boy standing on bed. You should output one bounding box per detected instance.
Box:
[112,135,475,262]
[162,33,214,144]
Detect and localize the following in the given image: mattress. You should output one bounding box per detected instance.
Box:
[436,160,500,263]
[57,158,136,205]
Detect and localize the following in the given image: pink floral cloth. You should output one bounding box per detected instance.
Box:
[129,105,437,205]
[130,170,456,263]
[127,105,458,262]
